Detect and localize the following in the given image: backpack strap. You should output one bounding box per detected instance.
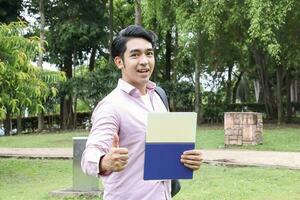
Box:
[154,86,169,111]
[154,86,181,197]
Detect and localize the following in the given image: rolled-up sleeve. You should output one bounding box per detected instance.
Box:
[81,101,120,177]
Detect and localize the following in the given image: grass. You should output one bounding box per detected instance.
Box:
[1,125,299,152]
[175,164,300,200]
[197,124,300,152]
[1,158,300,200]
[0,158,101,200]
[0,130,89,148]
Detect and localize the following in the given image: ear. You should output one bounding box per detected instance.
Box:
[114,56,124,70]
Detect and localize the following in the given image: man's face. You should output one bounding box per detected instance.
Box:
[114,38,155,93]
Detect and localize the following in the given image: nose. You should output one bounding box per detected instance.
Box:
[139,54,149,66]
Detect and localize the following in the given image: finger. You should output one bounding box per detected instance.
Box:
[181,158,202,166]
[183,149,202,155]
[117,154,129,161]
[183,163,200,170]
[181,154,203,161]
[111,147,129,154]
[118,159,128,166]
[112,133,119,148]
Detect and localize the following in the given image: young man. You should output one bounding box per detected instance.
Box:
[81,25,203,200]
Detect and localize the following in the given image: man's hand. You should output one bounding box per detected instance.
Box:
[180,149,203,170]
[101,134,129,172]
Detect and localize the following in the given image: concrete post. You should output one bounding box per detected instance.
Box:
[72,137,99,191]
[49,137,101,198]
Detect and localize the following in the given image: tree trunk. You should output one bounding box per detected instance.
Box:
[165,28,172,81]
[226,65,233,105]
[295,80,299,102]
[172,25,178,82]
[60,99,66,130]
[195,59,203,125]
[73,93,77,128]
[253,79,260,103]
[108,0,114,64]
[151,14,159,82]
[37,0,45,132]
[276,64,284,125]
[38,0,45,68]
[60,53,74,130]
[286,70,292,122]
[89,47,97,71]
[170,25,178,111]
[252,47,276,119]
[4,111,11,135]
[17,115,22,134]
[232,71,244,104]
[134,0,142,26]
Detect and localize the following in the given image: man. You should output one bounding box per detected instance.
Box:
[81,25,203,200]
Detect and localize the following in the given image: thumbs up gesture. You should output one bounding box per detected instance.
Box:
[100,134,129,172]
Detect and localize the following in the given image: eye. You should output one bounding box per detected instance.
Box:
[146,51,154,56]
[130,53,138,58]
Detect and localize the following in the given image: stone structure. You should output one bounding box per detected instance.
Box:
[49,137,102,198]
[224,112,263,145]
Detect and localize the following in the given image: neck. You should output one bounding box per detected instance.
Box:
[121,78,147,95]
[137,85,147,95]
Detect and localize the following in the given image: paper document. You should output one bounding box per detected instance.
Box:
[144,112,197,180]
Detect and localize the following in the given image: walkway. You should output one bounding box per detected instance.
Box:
[1,148,300,170]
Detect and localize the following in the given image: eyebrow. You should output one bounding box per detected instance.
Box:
[129,48,154,53]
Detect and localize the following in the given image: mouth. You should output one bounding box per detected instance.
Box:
[137,69,150,74]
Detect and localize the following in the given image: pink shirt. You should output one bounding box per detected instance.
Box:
[81,79,172,200]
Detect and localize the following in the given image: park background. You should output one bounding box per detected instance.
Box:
[1,0,300,133]
[0,0,300,200]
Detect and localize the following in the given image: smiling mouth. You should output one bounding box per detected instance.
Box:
[137,69,150,73]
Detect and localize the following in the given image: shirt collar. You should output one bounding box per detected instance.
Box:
[117,79,156,96]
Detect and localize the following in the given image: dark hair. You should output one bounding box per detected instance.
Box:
[111,25,157,59]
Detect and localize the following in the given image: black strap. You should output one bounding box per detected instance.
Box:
[154,86,181,197]
[154,86,169,111]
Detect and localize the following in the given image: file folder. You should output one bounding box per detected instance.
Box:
[144,112,197,180]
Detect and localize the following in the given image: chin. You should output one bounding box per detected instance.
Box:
[138,78,149,84]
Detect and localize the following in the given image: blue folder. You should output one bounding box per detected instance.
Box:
[143,112,197,180]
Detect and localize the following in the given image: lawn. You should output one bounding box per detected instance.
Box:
[0,130,89,148]
[0,158,100,200]
[1,125,299,152]
[1,158,300,200]
[197,124,300,152]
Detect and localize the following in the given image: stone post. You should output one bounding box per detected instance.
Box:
[224,112,263,145]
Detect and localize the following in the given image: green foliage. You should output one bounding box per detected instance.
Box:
[114,0,135,30]
[18,0,300,124]
[0,21,64,119]
[246,0,295,60]
[160,80,195,111]
[44,0,108,64]
[72,60,120,109]
[37,69,66,114]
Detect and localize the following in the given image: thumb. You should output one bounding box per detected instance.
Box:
[112,133,119,148]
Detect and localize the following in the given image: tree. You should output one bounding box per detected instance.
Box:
[0,0,22,23]
[25,0,108,129]
[134,0,142,25]
[37,0,46,131]
[0,21,64,135]
[108,0,114,64]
